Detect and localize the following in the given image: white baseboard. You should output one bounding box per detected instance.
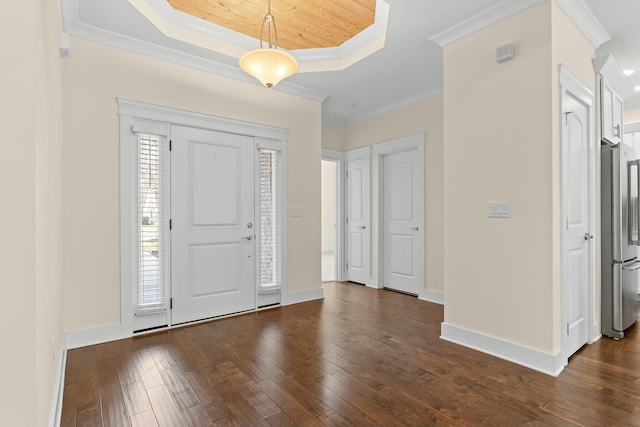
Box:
[419,289,444,305]
[65,288,325,349]
[440,322,565,377]
[283,287,324,305]
[66,324,131,350]
[49,334,68,427]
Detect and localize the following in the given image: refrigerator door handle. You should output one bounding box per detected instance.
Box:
[622,260,640,271]
[628,159,640,245]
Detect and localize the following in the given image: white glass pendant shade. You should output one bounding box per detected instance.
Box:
[239,48,298,88]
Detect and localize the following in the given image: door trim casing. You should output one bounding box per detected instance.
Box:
[322,149,346,282]
[118,98,289,335]
[558,64,596,366]
[372,133,426,295]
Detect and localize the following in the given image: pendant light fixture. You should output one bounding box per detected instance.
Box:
[238,0,298,88]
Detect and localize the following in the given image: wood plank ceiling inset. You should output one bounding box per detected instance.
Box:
[167,0,376,51]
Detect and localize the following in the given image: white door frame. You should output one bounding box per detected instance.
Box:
[321,149,346,282]
[559,65,596,365]
[118,98,289,334]
[372,134,425,295]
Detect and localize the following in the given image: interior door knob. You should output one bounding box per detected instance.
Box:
[357,226,366,229]
[242,235,253,241]
[584,233,593,241]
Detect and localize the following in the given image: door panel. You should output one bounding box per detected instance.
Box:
[390,234,413,276]
[191,142,240,226]
[563,91,590,357]
[346,157,370,285]
[383,149,423,295]
[171,126,255,325]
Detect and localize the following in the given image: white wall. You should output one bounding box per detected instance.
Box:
[0,0,64,426]
[62,38,322,332]
[443,1,594,355]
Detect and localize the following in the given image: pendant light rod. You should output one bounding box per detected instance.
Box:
[260,0,277,49]
[238,0,298,88]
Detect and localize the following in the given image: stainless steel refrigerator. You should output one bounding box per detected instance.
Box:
[601,142,640,339]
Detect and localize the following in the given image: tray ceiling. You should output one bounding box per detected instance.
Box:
[167,0,376,50]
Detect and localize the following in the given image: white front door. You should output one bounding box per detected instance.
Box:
[171,126,255,325]
[562,91,590,357]
[383,149,423,295]
[346,157,370,285]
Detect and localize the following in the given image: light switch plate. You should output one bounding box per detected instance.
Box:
[488,201,512,218]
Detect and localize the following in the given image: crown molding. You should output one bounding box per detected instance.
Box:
[60,0,328,102]
[429,0,545,47]
[429,0,609,50]
[553,0,610,49]
[326,86,443,127]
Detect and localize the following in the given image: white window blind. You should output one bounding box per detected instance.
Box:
[259,149,281,289]
[136,133,166,313]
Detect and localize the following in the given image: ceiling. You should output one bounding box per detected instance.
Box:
[61,0,640,125]
[166,0,376,50]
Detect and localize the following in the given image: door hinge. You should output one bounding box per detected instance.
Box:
[169,140,172,151]
[346,217,349,224]
[170,298,173,309]
[346,170,349,178]
[346,262,349,269]
[169,219,172,230]
[566,322,569,335]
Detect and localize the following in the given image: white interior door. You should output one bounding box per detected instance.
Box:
[562,91,591,357]
[171,125,255,325]
[383,149,423,295]
[346,157,370,285]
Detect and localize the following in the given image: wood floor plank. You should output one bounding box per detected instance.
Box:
[130,410,159,427]
[61,282,640,427]
[59,383,77,427]
[100,379,131,427]
[159,368,200,410]
[180,403,214,427]
[146,384,187,427]
[122,381,152,416]
[75,408,102,427]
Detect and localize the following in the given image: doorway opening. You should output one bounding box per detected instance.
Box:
[321,160,338,282]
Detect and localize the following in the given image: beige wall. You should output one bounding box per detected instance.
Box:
[443,1,594,354]
[346,97,445,296]
[62,38,322,332]
[626,108,640,124]
[321,96,445,295]
[322,122,346,151]
[1,0,65,426]
[550,1,597,350]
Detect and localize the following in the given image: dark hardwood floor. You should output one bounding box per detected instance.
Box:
[61,282,640,426]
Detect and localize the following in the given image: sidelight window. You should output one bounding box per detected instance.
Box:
[259,149,281,290]
[135,133,166,313]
